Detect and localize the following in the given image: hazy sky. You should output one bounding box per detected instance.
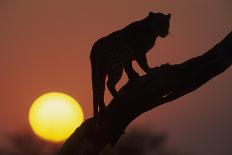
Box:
[1,0,232,154]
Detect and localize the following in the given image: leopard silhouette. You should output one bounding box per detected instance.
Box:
[90,12,171,119]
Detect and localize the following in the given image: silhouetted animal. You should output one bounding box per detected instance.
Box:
[90,12,171,119]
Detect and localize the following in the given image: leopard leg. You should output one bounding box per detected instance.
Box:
[136,53,152,74]
[107,65,123,98]
[91,64,107,119]
[124,60,140,81]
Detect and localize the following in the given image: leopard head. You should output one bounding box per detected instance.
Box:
[148,12,171,38]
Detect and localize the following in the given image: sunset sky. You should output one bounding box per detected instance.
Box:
[1,0,232,154]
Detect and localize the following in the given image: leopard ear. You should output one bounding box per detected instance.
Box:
[148,11,155,17]
[167,13,171,19]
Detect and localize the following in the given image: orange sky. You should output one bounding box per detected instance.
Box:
[1,0,232,154]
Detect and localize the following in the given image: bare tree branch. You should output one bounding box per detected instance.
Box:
[59,31,232,155]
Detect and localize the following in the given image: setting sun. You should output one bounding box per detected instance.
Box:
[29,92,84,142]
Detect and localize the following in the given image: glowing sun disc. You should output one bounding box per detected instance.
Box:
[29,92,84,142]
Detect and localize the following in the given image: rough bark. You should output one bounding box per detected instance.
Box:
[59,31,232,155]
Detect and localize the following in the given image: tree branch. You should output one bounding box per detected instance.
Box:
[59,31,232,155]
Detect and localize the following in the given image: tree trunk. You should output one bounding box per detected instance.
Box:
[59,31,232,155]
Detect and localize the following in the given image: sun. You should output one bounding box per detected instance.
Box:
[29,92,84,143]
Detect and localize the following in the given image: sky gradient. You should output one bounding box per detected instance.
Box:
[1,0,232,154]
